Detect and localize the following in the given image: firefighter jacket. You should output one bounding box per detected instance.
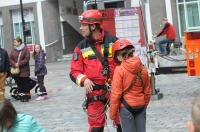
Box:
[70,30,118,87]
[109,57,152,120]
[156,22,176,40]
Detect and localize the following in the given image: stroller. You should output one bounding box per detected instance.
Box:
[8,77,41,100]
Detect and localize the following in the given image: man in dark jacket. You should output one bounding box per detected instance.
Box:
[0,46,10,100]
[154,18,176,56]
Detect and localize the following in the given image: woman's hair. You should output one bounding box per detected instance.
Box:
[32,44,42,60]
[0,99,17,128]
[14,37,22,44]
[114,46,135,61]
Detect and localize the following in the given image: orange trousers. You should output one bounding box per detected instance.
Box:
[0,73,6,100]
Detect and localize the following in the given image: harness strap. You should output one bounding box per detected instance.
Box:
[93,85,106,90]
[88,95,107,104]
[88,31,110,79]
[120,97,145,115]
[122,68,143,96]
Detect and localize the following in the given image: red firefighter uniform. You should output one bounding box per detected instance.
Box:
[70,30,120,131]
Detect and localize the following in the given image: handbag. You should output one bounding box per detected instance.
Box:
[11,51,22,75]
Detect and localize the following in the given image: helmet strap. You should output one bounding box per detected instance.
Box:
[88,24,96,37]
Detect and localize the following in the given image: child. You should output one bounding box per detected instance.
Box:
[32,44,48,101]
[109,39,152,132]
[0,99,46,131]
[188,95,200,132]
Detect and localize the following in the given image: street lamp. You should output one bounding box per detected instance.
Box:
[20,0,26,45]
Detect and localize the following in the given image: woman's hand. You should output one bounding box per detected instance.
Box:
[15,63,19,67]
[84,79,95,94]
[111,120,118,128]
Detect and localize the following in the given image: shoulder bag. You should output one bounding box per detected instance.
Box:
[11,51,22,75]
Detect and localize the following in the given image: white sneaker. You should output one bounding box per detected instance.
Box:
[35,96,45,101]
[44,95,48,99]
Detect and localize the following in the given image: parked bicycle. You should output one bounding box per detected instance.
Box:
[150,36,186,58]
[168,42,186,56]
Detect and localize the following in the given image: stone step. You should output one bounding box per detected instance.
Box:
[57,54,72,62]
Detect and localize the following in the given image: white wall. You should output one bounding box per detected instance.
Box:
[131,0,140,7]
[0,14,2,25]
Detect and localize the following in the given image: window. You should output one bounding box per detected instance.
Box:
[187,3,200,28]
[89,0,125,9]
[179,4,186,36]
[186,0,197,2]
[12,8,35,45]
[0,14,3,48]
[177,0,200,36]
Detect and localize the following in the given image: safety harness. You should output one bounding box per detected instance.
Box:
[86,31,112,105]
[120,68,145,115]
[88,31,110,79]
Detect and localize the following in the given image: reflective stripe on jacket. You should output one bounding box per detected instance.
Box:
[70,30,118,86]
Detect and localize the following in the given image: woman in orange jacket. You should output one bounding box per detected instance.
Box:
[109,39,152,132]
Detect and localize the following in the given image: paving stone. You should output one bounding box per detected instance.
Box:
[5,61,199,131]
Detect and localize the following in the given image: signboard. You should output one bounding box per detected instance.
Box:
[114,7,147,65]
[26,44,34,52]
[100,7,147,65]
[114,7,145,46]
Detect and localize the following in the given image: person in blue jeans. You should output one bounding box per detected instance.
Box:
[0,99,46,132]
[154,18,176,56]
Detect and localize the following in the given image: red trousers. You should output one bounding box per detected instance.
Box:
[87,90,120,132]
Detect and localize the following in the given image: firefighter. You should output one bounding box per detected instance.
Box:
[69,10,122,132]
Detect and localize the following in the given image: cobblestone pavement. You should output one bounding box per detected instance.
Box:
[5,61,200,132]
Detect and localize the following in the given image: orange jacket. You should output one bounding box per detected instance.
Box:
[109,57,152,120]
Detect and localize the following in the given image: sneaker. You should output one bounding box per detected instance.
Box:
[35,96,45,101]
[44,95,48,99]
[159,53,167,56]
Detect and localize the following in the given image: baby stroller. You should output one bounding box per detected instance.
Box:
[9,77,41,100]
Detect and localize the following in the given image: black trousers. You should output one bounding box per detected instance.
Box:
[37,75,47,96]
[13,76,31,99]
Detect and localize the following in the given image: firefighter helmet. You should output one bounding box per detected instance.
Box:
[112,39,134,59]
[78,10,103,25]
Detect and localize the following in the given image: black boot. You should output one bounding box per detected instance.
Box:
[117,124,122,132]
[91,127,104,132]
[20,96,24,102]
[23,96,30,102]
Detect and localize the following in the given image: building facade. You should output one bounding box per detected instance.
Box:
[0,0,62,62]
[0,0,199,62]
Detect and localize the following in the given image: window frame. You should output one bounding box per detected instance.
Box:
[177,0,200,37]
[12,8,35,45]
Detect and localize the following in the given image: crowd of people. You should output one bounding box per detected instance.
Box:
[0,9,199,132]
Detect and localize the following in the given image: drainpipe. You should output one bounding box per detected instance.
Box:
[20,0,26,45]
